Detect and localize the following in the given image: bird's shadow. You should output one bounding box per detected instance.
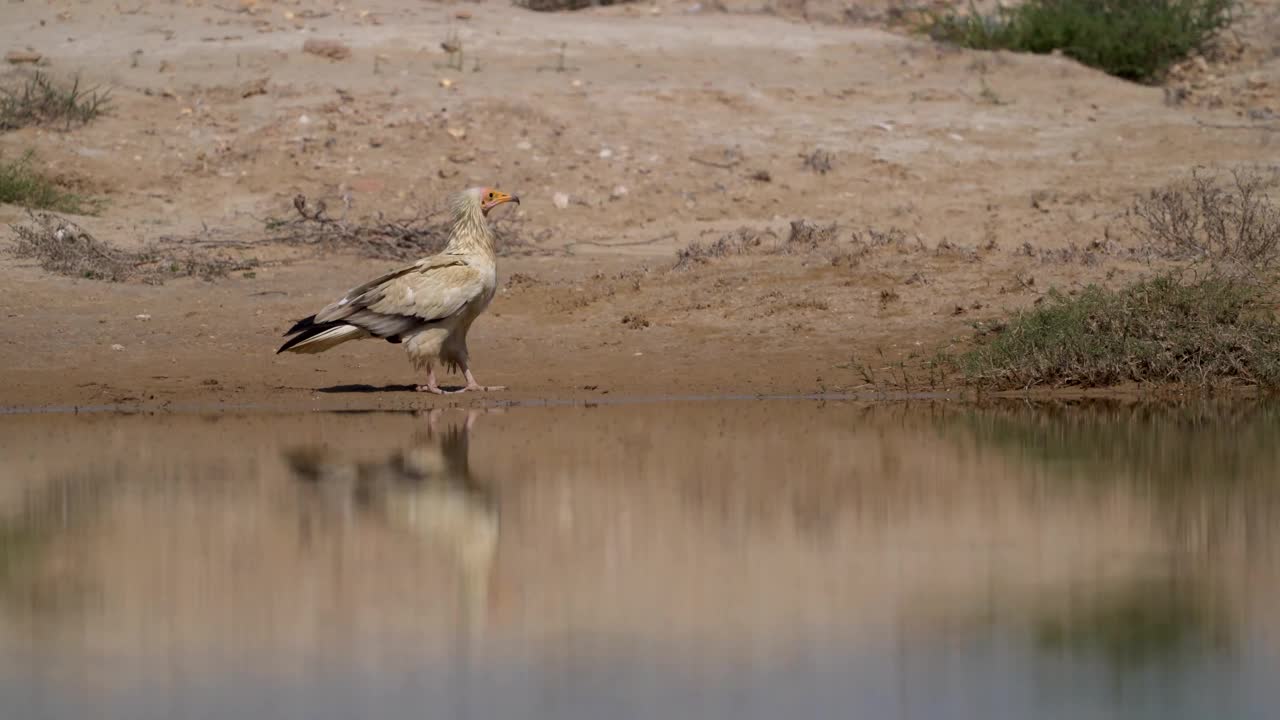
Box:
[317,383,433,394]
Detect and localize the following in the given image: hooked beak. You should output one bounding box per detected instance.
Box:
[482,191,519,214]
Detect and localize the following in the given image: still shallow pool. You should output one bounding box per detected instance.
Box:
[1,400,1277,719]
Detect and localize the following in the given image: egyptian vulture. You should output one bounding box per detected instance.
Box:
[277,187,517,393]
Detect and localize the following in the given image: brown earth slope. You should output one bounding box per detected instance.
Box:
[2,0,1279,409]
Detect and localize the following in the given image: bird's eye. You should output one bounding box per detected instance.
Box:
[488,192,495,198]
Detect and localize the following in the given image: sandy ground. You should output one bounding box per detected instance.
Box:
[3,0,1280,410]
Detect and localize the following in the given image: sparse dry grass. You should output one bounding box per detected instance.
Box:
[0,71,109,132]
[801,148,834,174]
[673,227,772,269]
[674,221,927,270]
[783,219,839,253]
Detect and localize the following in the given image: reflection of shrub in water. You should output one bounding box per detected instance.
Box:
[0,471,112,616]
[952,400,1280,552]
[1035,576,1233,672]
[955,400,1280,485]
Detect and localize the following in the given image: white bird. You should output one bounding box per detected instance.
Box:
[277,187,518,393]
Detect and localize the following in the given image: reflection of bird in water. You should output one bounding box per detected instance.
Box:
[284,408,498,636]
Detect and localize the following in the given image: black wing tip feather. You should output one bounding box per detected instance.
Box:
[283,314,318,337]
[277,320,344,354]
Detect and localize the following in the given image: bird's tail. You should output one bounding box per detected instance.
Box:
[277,317,367,354]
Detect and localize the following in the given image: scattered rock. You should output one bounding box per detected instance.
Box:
[553,192,570,209]
[749,169,771,182]
[135,314,152,321]
[446,126,467,140]
[302,38,351,61]
[111,344,125,351]
[610,185,628,200]
[516,140,533,150]
[5,49,42,64]
[621,314,650,329]
[455,10,473,20]
[439,77,454,88]
[598,148,613,159]
[239,76,269,98]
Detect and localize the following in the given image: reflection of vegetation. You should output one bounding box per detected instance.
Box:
[954,399,1280,485]
[0,474,108,615]
[0,525,42,586]
[1035,577,1232,672]
[951,399,1280,557]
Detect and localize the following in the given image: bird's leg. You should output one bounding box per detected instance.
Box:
[451,364,505,393]
[415,366,446,394]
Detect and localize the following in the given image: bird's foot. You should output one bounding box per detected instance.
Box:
[448,383,506,394]
[415,384,446,394]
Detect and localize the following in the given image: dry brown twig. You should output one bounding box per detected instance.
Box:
[10,210,257,283]
[1130,168,1280,280]
[264,194,528,260]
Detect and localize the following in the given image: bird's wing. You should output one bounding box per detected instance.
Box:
[313,256,485,338]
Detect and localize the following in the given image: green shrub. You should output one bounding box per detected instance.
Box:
[0,151,96,214]
[928,0,1235,83]
[959,275,1280,389]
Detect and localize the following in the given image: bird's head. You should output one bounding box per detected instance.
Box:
[464,186,519,216]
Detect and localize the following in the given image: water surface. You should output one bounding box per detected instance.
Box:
[1,400,1278,719]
